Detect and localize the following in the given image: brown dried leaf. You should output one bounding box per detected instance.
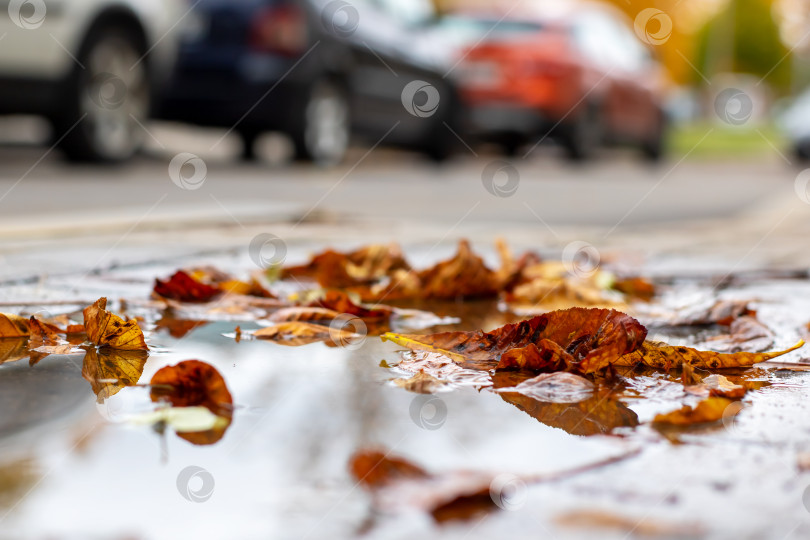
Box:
[82,298,148,351]
[153,270,221,303]
[383,308,647,372]
[0,313,30,338]
[254,321,358,346]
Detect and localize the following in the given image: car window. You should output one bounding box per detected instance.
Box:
[573,12,636,72]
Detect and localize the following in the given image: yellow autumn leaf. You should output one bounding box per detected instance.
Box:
[82,297,148,351]
[590,340,804,373]
[0,313,30,338]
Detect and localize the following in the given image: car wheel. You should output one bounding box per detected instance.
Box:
[560,102,601,162]
[56,25,149,163]
[292,80,350,166]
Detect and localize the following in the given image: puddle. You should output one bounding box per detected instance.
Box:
[1,258,810,539]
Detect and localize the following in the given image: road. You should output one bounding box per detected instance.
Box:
[0,120,808,282]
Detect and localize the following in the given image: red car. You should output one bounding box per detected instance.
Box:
[447,4,669,160]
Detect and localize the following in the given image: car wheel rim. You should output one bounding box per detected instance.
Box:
[80,36,148,160]
[304,83,349,165]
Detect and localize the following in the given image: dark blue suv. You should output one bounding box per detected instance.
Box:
[159,0,464,164]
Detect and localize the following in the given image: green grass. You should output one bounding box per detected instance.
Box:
[668,122,789,159]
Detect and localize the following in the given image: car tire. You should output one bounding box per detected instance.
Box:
[239,129,261,162]
[291,79,350,166]
[560,102,601,162]
[55,24,149,163]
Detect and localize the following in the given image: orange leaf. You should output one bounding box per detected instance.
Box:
[653,396,738,426]
[383,308,647,371]
[0,313,30,338]
[82,298,149,351]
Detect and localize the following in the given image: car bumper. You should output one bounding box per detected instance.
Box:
[467,104,550,137]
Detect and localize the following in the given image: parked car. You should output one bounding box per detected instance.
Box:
[779,87,810,161]
[158,0,464,164]
[0,0,184,162]
[444,3,669,160]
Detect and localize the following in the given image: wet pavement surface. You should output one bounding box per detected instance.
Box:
[2,245,810,540]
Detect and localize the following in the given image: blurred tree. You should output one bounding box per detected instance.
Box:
[694,0,792,91]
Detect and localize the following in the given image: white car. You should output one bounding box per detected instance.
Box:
[0,0,185,162]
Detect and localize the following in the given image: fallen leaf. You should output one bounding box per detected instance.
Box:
[153,271,221,303]
[609,340,803,373]
[0,313,30,338]
[284,243,410,288]
[268,306,343,324]
[310,290,392,320]
[413,240,501,300]
[83,298,149,351]
[393,371,448,394]
[383,308,647,372]
[653,396,737,426]
[612,276,656,301]
[82,347,149,400]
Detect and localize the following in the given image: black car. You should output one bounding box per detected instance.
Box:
[159,0,464,164]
